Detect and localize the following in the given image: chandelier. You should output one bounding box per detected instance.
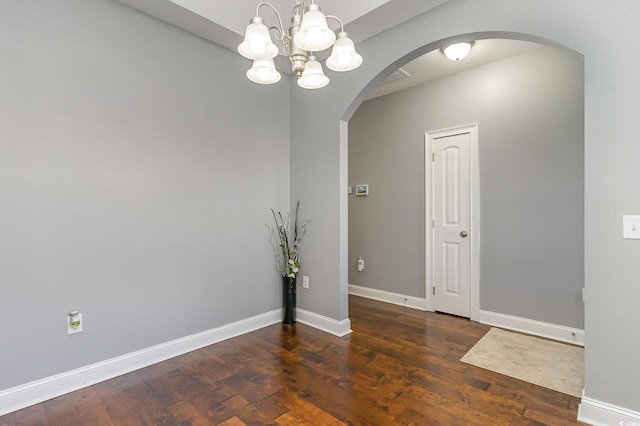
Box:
[237,1,363,89]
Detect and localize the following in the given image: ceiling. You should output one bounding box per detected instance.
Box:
[116,0,543,98]
[116,0,451,57]
[366,39,542,99]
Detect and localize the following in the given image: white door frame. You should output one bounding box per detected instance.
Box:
[425,123,480,321]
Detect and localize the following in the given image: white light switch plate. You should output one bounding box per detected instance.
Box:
[623,215,640,239]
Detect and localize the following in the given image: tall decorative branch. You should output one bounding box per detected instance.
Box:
[266,201,308,278]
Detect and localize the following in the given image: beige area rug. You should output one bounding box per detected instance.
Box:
[461,327,584,397]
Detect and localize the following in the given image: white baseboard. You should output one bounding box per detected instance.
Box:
[479,310,584,346]
[349,284,427,311]
[0,309,282,417]
[579,394,640,425]
[0,305,353,417]
[348,287,582,346]
[297,308,352,337]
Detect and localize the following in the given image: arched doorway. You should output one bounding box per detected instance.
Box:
[346,38,584,344]
[290,3,640,420]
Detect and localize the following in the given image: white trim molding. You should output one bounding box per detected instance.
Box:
[349,284,427,311]
[0,309,282,416]
[579,394,640,426]
[0,306,352,416]
[479,310,584,346]
[296,308,352,337]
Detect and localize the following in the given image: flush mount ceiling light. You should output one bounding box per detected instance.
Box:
[238,1,363,89]
[442,41,474,61]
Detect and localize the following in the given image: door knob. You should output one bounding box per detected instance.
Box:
[460,230,468,238]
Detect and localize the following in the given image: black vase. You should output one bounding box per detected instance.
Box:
[282,276,296,324]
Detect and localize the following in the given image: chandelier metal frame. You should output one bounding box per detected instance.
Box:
[238,0,363,89]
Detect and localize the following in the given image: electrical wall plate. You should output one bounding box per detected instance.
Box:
[623,215,640,239]
[67,312,83,335]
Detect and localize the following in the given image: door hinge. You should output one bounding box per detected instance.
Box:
[432,153,435,162]
[432,219,435,228]
[432,286,435,295]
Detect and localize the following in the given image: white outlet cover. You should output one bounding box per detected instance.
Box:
[67,313,83,335]
[623,215,640,239]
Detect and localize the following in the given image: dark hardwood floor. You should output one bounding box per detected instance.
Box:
[1,295,585,425]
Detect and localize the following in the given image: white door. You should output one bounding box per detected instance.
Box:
[432,132,471,317]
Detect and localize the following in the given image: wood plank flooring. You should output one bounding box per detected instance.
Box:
[1,296,585,425]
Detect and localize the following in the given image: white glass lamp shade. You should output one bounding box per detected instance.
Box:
[326,32,363,72]
[442,42,473,61]
[246,59,281,85]
[297,56,329,89]
[238,17,278,60]
[293,4,336,52]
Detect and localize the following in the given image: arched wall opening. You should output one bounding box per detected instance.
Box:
[289,1,640,417]
[345,35,585,335]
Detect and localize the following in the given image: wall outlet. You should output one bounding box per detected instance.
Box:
[67,312,83,335]
[623,215,640,239]
[357,257,365,272]
[302,275,309,289]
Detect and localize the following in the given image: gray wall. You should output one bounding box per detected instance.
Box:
[289,0,640,413]
[0,0,289,390]
[2,0,639,416]
[348,47,585,329]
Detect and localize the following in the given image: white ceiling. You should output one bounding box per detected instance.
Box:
[116,0,543,98]
[164,0,390,36]
[116,0,451,58]
[366,39,543,100]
